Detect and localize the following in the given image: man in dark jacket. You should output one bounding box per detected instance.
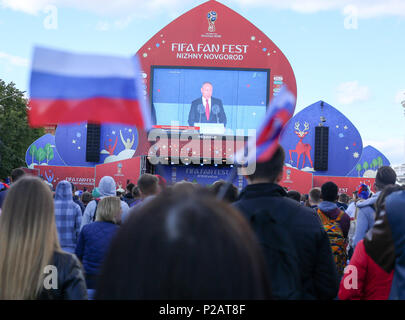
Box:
[233,145,339,300]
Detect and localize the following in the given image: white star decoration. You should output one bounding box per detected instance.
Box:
[353,152,359,158]
[344,125,348,130]
[112,131,116,135]
[345,147,349,150]
[72,140,76,144]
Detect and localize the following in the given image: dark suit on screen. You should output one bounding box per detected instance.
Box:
[188,97,227,127]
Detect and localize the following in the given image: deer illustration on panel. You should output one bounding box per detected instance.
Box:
[289,121,313,169]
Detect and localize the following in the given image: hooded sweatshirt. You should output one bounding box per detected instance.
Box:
[80,176,129,230]
[318,201,351,238]
[352,192,380,248]
[54,181,82,253]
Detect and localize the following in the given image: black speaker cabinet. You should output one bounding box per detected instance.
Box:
[86,123,101,162]
[314,126,329,171]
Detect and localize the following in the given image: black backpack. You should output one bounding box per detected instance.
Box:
[238,202,303,300]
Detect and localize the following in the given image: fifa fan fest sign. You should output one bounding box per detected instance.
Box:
[34,165,96,189]
[136,0,297,178]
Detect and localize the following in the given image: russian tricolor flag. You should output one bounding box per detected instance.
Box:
[236,86,296,164]
[29,46,152,129]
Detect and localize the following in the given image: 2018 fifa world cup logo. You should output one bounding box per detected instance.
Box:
[207,11,217,32]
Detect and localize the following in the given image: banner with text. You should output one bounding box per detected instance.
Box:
[34,165,95,189]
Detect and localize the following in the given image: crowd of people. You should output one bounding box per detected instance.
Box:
[0,145,405,300]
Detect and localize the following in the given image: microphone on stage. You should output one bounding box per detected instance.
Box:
[212,105,220,123]
[197,104,205,124]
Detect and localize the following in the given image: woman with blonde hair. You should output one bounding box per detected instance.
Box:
[75,196,121,290]
[0,176,87,300]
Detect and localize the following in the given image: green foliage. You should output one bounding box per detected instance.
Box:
[29,144,38,164]
[0,79,44,178]
[36,148,46,163]
[356,163,362,176]
[377,157,383,168]
[363,161,369,171]
[372,158,378,169]
[44,143,54,163]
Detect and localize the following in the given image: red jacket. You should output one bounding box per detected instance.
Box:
[338,240,393,300]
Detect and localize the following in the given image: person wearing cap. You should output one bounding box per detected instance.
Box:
[80,176,129,230]
[346,184,370,219]
[352,166,397,249]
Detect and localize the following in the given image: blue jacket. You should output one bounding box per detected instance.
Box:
[54,181,82,253]
[353,192,380,248]
[75,221,119,277]
[386,190,405,300]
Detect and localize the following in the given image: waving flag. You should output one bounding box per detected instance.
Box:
[29,46,151,129]
[236,86,296,164]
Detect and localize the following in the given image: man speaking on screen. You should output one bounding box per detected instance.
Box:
[188,82,227,127]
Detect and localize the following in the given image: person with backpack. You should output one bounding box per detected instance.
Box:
[317,182,351,277]
[352,166,397,249]
[233,145,339,300]
[80,176,129,230]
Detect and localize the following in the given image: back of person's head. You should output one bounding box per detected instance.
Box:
[375,184,404,220]
[171,181,200,195]
[287,190,301,202]
[321,182,339,202]
[309,187,321,205]
[338,193,350,204]
[10,168,25,183]
[96,189,271,299]
[357,184,370,200]
[92,187,101,198]
[70,182,76,193]
[116,187,125,197]
[155,174,167,190]
[81,191,93,205]
[375,166,397,191]
[0,176,60,299]
[132,186,141,199]
[98,176,117,197]
[126,183,135,194]
[96,196,122,224]
[246,145,285,183]
[209,180,239,203]
[54,180,73,201]
[137,174,160,197]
